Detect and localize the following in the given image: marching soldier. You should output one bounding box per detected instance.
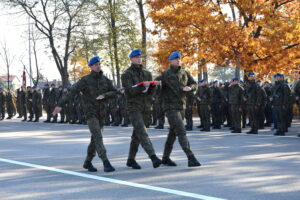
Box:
[53,56,117,172]
[196,79,212,131]
[157,51,201,167]
[16,88,23,118]
[0,88,5,120]
[228,78,244,133]
[121,49,162,170]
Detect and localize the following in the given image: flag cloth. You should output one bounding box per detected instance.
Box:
[132,81,156,88]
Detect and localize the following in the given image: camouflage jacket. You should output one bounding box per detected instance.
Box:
[228,84,244,105]
[244,80,264,106]
[58,70,117,119]
[157,65,197,111]
[196,85,212,105]
[121,64,155,113]
[271,81,291,106]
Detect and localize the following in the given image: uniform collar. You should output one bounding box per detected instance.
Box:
[170,65,182,73]
[131,63,143,71]
[91,70,103,78]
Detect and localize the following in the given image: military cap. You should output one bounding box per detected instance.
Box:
[240,80,244,83]
[129,49,142,58]
[202,78,208,82]
[273,73,283,78]
[27,86,31,89]
[213,80,218,84]
[44,83,49,87]
[51,83,56,86]
[59,85,63,89]
[88,56,101,66]
[248,72,255,76]
[198,80,203,83]
[256,80,261,83]
[32,86,37,89]
[169,51,181,60]
[232,77,239,81]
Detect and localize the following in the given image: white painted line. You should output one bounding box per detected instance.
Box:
[0,158,226,200]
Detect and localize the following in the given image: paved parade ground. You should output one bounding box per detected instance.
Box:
[0,118,300,200]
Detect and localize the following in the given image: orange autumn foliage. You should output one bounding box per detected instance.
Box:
[69,56,90,82]
[147,0,300,77]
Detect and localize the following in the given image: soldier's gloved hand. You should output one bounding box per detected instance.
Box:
[183,86,192,92]
[96,95,105,100]
[52,106,62,116]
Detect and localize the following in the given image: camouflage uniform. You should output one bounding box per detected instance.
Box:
[58,70,117,162]
[244,80,263,134]
[228,83,244,132]
[121,64,157,160]
[26,89,34,121]
[42,87,51,122]
[158,65,197,159]
[196,84,212,131]
[211,85,223,129]
[6,91,14,119]
[32,89,42,122]
[185,90,194,130]
[0,90,5,120]
[272,80,290,135]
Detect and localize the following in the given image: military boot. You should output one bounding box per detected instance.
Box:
[162,157,177,166]
[83,161,97,172]
[103,159,115,172]
[126,159,141,169]
[150,155,162,168]
[155,125,164,129]
[188,155,201,167]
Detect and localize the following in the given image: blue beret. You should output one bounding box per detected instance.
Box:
[51,83,55,86]
[240,80,244,83]
[0,88,3,90]
[257,80,261,83]
[274,73,283,78]
[59,85,63,89]
[264,81,269,84]
[44,84,49,87]
[202,78,208,82]
[232,77,239,81]
[198,80,203,83]
[169,51,181,60]
[88,56,101,66]
[27,86,31,89]
[32,86,37,89]
[129,49,142,58]
[213,80,218,84]
[248,72,255,76]
[224,81,229,85]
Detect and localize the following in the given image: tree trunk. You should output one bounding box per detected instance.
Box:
[109,0,120,87]
[235,58,241,79]
[197,60,203,81]
[136,0,147,68]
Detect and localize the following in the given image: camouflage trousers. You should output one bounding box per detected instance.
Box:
[230,105,241,130]
[85,117,108,162]
[163,110,194,158]
[128,111,156,159]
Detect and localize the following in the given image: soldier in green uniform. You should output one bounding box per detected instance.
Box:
[53,56,116,172]
[271,73,290,136]
[32,86,42,122]
[196,79,212,131]
[43,84,51,123]
[0,88,5,120]
[26,86,34,122]
[6,90,14,119]
[185,90,194,131]
[211,80,223,129]
[228,78,244,133]
[157,51,200,167]
[121,49,161,170]
[16,88,23,118]
[291,68,300,137]
[244,72,263,134]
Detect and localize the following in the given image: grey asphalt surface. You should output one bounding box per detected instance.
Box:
[0,117,300,200]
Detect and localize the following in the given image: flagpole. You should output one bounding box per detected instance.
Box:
[28,17,32,86]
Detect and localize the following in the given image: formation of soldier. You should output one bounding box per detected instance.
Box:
[0,50,299,173]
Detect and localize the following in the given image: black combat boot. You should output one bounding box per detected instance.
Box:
[162,157,177,166]
[188,155,201,167]
[274,132,285,136]
[126,159,141,169]
[83,161,97,172]
[231,129,241,133]
[103,159,115,172]
[121,124,128,127]
[150,155,162,168]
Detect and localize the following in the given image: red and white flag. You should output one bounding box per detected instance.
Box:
[22,68,26,86]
